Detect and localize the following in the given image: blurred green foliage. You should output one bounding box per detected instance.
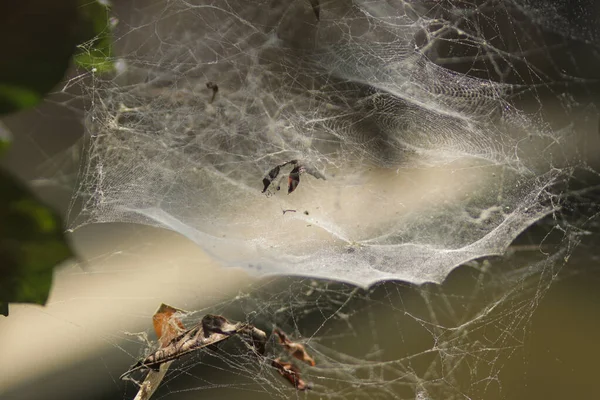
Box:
[0,0,113,315]
[0,169,74,316]
[0,0,112,115]
[0,138,9,155]
[75,0,114,73]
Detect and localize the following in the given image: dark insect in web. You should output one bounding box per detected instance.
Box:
[261,160,325,195]
[206,81,218,103]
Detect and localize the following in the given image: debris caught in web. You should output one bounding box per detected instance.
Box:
[273,327,316,366]
[125,304,186,400]
[206,81,218,103]
[121,309,315,395]
[272,358,311,390]
[262,164,283,193]
[261,160,325,195]
[288,165,302,194]
[66,0,600,397]
[120,314,266,376]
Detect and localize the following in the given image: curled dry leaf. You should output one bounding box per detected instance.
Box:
[262,165,281,193]
[152,303,186,347]
[273,327,316,366]
[261,159,325,195]
[272,358,311,391]
[288,166,302,194]
[133,303,186,400]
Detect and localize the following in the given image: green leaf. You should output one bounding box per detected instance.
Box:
[0,168,74,315]
[0,85,41,111]
[0,141,9,155]
[0,135,10,156]
[74,0,114,73]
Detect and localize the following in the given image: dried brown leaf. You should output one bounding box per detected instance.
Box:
[273,327,316,366]
[272,358,311,391]
[152,303,186,347]
[287,166,301,194]
[123,314,267,377]
[133,303,187,400]
[124,312,320,397]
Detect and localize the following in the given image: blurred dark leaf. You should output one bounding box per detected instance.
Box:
[0,1,79,114]
[74,0,114,73]
[0,168,74,315]
[0,0,114,114]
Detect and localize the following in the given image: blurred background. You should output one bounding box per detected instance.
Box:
[1,1,600,399]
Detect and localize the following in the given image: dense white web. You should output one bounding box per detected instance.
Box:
[70,0,598,286]
[65,0,600,398]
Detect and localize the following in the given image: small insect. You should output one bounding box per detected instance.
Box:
[206,81,218,103]
[261,160,325,195]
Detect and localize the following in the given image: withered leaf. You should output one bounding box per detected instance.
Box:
[288,166,301,194]
[121,314,267,378]
[273,328,316,366]
[133,303,186,400]
[262,165,281,193]
[123,311,315,394]
[272,358,311,391]
[152,303,185,347]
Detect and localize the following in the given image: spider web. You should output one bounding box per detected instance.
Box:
[112,242,573,400]
[65,0,600,398]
